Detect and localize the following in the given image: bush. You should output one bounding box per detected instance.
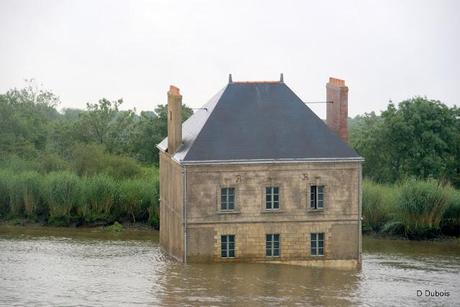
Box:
[81,175,119,223]
[38,152,70,173]
[362,180,396,232]
[71,143,142,179]
[44,172,83,225]
[104,155,142,179]
[393,179,450,239]
[0,156,40,173]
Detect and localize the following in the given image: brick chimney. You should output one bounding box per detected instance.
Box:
[326,77,348,142]
[167,85,182,155]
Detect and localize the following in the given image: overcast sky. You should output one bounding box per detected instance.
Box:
[1,0,458,118]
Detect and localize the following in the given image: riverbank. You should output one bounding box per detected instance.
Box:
[2,223,459,245]
[0,221,158,241]
[364,231,460,245]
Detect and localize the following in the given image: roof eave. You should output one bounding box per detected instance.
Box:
[180,157,364,166]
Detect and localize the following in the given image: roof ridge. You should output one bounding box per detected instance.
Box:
[233,81,281,84]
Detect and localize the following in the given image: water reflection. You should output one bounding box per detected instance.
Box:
[0,226,458,306]
[158,263,361,306]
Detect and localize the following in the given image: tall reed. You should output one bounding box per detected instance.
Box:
[362,179,397,232]
[81,175,119,223]
[442,188,460,236]
[44,172,83,224]
[0,170,11,218]
[119,178,156,223]
[395,179,450,238]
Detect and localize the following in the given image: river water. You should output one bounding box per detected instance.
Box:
[0,226,458,306]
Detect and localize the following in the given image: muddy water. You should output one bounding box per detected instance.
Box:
[0,226,458,306]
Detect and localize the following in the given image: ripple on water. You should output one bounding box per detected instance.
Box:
[0,233,459,306]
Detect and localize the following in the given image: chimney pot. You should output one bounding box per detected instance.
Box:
[168,85,181,96]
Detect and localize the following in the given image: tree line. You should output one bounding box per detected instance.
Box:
[349,97,460,238]
[0,82,458,237]
[349,97,460,187]
[0,81,192,226]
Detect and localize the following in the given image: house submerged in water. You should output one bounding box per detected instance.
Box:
[157,75,363,268]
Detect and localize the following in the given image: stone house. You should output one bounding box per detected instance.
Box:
[157,75,363,268]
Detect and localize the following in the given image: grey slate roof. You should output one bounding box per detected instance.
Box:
[157,81,362,164]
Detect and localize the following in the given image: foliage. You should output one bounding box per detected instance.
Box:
[363,179,459,239]
[393,179,450,239]
[349,97,460,187]
[362,180,396,232]
[442,189,460,236]
[106,221,124,232]
[70,143,142,179]
[0,80,59,158]
[0,170,12,218]
[81,175,119,223]
[119,178,156,223]
[44,172,84,224]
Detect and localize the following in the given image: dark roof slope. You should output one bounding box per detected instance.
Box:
[158,81,361,163]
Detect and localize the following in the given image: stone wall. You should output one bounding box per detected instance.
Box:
[184,161,362,265]
[159,151,184,261]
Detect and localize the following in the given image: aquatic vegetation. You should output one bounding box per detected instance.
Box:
[81,175,119,223]
[44,172,84,224]
[105,221,124,232]
[363,179,459,239]
[0,168,159,227]
[362,179,396,232]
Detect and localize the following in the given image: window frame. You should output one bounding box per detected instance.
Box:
[310,185,325,210]
[266,233,280,257]
[310,232,325,256]
[265,186,280,210]
[221,234,235,258]
[220,187,236,211]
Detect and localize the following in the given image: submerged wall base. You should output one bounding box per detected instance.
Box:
[257,259,360,270]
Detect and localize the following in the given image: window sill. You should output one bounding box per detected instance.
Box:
[261,209,284,213]
[217,210,241,215]
[307,208,324,213]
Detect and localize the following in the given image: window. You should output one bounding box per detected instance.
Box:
[221,187,235,211]
[310,233,324,256]
[310,185,324,209]
[221,235,235,258]
[266,234,280,257]
[265,187,280,210]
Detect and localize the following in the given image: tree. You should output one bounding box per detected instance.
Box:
[78,98,123,145]
[0,80,59,158]
[129,104,193,164]
[349,97,460,186]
